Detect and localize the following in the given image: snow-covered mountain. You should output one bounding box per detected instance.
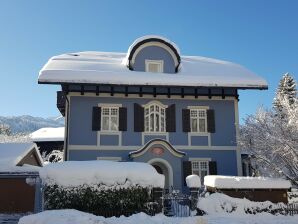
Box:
[0,115,64,133]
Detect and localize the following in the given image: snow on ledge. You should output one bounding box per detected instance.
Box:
[186,174,201,188]
[39,160,165,188]
[204,175,291,189]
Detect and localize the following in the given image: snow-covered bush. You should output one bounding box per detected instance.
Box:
[197,193,287,215]
[42,150,64,164]
[40,161,164,215]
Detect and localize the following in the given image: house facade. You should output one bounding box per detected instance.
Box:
[38,35,268,192]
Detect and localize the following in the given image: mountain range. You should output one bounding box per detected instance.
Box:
[0,115,64,133]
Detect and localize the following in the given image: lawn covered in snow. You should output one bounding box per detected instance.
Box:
[18,209,298,224]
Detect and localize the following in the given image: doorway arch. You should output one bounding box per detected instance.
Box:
[148,158,173,189]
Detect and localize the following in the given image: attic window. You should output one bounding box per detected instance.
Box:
[145,60,163,73]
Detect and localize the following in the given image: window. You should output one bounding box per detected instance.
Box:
[190,109,207,133]
[101,107,119,131]
[192,160,209,183]
[144,103,166,132]
[145,60,164,73]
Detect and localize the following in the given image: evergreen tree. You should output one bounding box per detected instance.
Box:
[273,73,297,114]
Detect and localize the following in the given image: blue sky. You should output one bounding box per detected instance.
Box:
[0,0,297,123]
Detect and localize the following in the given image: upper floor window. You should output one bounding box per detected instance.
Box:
[144,102,166,132]
[101,107,119,131]
[145,60,164,73]
[190,109,207,133]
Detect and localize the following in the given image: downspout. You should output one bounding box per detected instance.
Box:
[64,92,70,161]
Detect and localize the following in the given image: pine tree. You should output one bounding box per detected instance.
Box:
[273,73,297,114]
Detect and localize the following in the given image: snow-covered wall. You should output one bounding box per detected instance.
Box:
[39,160,164,188]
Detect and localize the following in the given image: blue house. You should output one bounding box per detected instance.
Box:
[38,35,268,191]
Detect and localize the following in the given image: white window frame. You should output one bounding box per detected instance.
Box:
[189,107,208,133]
[191,159,210,183]
[143,101,167,133]
[145,60,164,73]
[100,106,119,132]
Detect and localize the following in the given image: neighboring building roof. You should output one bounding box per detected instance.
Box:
[0,143,43,173]
[30,127,64,142]
[38,36,268,89]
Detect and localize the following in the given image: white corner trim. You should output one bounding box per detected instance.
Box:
[97,157,122,161]
[147,158,173,188]
[234,99,243,176]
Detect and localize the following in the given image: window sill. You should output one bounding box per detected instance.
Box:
[189,132,209,136]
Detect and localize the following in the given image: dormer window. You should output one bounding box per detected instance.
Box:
[145,60,164,73]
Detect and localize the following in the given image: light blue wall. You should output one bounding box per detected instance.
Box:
[133,46,175,73]
[68,149,238,191]
[68,96,236,147]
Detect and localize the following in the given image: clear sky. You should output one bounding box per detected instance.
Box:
[0,0,297,123]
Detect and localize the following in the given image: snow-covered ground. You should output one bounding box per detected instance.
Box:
[18,209,298,224]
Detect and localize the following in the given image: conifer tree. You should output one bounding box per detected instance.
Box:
[273,73,297,114]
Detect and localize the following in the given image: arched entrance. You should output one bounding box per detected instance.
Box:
[148,158,173,190]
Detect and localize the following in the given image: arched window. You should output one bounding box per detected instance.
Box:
[144,102,166,132]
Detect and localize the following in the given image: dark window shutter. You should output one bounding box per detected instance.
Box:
[166,104,176,132]
[183,161,192,186]
[92,107,101,131]
[182,109,190,132]
[207,109,215,133]
[209,161,217,175]
[119,107,127,131]
[134,103,144,132]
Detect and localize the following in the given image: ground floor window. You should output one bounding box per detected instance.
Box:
[191,160,209,183]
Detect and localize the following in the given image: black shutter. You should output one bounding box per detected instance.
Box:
[182,109,190,132]
[183,161,192,186]
[92,107,101,131]
[119,107,127,131]
[209,161,217,175]
[134,103,144,132]
[166,104,176,132]
[207,109,215,133]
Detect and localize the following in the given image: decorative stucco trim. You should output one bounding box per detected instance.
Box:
[98,103,122,107]
[187,106,209,109]
[147,158,173,188]
[145,59,164,73]
[97,131,122,147]
[129,139,186,158]
[234,99,243,176]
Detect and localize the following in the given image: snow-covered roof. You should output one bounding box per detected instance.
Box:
[39,36,268,89]
[39,160,164,188]
[204,175,291,189]
[0,143,42,173]
[30,127,64,142]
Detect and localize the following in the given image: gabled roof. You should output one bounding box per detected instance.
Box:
[30,127,64,142]
[0,143,43,173]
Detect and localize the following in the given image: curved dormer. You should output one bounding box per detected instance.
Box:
[126,35,181,73]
